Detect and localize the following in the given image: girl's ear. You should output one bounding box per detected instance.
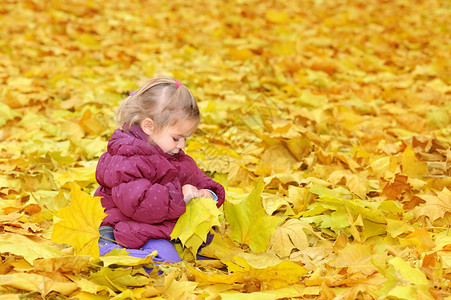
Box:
[141,118,154,135]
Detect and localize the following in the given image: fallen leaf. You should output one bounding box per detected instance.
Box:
[33,255,91,273]
[0,273,78,297]
[225,180,285,253]
[412,188,451,223]
[399,227,436,252]
[89,268,150,293]
[401,145,428,178]
[51,182,106,256]
[0,233,63,264]
[267,219,316,258]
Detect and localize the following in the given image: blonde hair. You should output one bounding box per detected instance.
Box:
[117,76,200,132]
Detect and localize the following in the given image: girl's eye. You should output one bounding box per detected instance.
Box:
[173,138,179,142]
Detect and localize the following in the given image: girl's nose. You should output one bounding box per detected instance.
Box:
[177,140,185,149]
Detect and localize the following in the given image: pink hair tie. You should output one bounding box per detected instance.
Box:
[175,81,181,88]
[130,92,136,96]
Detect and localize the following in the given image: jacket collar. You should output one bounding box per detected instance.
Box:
[128,123,149,141]
[127,124,184,161]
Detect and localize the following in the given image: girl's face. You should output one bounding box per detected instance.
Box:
[145,119,198,155]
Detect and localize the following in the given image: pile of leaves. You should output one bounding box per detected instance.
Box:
[1,0,450,298]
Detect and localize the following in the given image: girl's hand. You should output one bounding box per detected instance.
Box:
[182,184,198,204]
[197,189,214,199]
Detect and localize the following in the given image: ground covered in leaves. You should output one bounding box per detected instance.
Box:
[1,0,450,299]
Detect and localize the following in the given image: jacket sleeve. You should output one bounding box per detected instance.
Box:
[187,159,225,207]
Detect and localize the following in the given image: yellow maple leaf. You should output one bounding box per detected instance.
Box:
[386,218,414,238]
[399,227,436,252]
[188,253,307,290]
[89,267,150,293]
[267,219,312,258]
[51,182,106,256]
[329,243,376,275]
[0,233,63,264]
[412,189,451,223]
[401,145,428,178]
[165,276,199,299]
[171,197,222,256]
[265,10,290,24]
[54,165,97,189]
[33,255,91,273]
[0,273,78,297]
[327,170,368,199]
[198,233,244,261]
[78,109,107,136]
[95,252,156,268]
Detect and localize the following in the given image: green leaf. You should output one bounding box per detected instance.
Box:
[0,102,20,126]
[330,207,350,231]
[309,185,387,224]
[224,180,285,253]
[426,107,450,128]
[377,257,433,299]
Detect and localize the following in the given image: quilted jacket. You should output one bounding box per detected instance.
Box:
[94,124,225,248]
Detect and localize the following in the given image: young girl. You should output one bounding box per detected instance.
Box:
[94,76,225,263]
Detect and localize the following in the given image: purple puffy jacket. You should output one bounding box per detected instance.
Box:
[94,124,225,249]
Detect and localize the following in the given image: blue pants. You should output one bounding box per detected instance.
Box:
[98,226,182,263]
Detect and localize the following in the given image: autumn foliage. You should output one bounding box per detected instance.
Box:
[1,0,450,299]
